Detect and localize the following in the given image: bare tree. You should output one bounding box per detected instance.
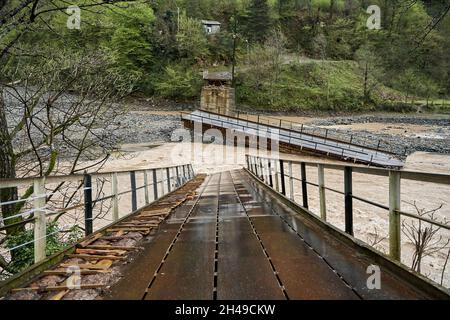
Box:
[355,45,383,104]
[265,28,287,106]
[441,247,450,286]
[0,1,136,271]
[0,49,132,272]
[402,201,450,273]
[366,226,387,254]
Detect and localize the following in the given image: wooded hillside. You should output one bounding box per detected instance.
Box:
[1,0,449,110]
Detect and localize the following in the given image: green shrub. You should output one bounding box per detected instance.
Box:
[5,222,83,275]
[154,65,203,100]
[236,60,390,111]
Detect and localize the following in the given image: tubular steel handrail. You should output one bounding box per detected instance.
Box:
[0,164,188,188]
[245,154,450,285]
[248,154,450,184]
[0,163,195,266]
[234,109,395,156]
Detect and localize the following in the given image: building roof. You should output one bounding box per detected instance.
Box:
[203,71,232,81]
[201,20,221,25]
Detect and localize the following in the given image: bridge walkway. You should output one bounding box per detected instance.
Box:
[106,170,432,300]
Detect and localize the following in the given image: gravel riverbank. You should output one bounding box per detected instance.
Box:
[113,112,182,145]
[309,114,450,155]
[4,85,448,157]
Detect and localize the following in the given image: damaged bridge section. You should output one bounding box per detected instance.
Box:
[181,110,405,168]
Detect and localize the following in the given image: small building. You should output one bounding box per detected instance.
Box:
[201,20,221,35]
[200,71,235,116]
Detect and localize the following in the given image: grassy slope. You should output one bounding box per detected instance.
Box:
[236,60,404,112]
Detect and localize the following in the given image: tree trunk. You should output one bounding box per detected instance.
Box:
[364,62,369,102]
[329,0,335,21]
[0,89,23,235]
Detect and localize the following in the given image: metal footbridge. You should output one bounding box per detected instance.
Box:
[182,110,405,168]
[106,170,444,300]
[1,160,449,300]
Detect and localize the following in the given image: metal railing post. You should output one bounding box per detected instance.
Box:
[260,158,264,182]
[250,155,254,171]
[301,163,309,209]
[182,165,186,183]
[259,158,264,180]
[261,158,265,182]
[175,166,180,187]
[33,177,46,263]
[280,160,286,196]
[111,173,119,221]
[83,174,93,236]
[389,171,401,261]
[166,167,171,192]
[190,164,195,178]
[130,171,137,212]
[255,157,259,177]
[274,159,279,192]
[184,166,188,180]
[144,171,150,205]
[152,169,158,200]
[268,160,274,188]
[318,164,327,221]
[264,159,269,184]
[288,161,294,200]
[344,167,353,236]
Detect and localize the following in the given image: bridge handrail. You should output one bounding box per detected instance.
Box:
[0,164,189,188]
[234,109,400,156]
[246,154,450,289]
[0,163,195,276]
[247,154,450,185]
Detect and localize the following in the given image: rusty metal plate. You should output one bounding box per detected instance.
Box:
[251,216,359,300]
[145,221,216,300]
[218,194,246,217]
[217,217,285,300]
[145,243,215,300]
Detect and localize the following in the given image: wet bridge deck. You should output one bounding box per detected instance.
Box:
[106,170,436,300]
